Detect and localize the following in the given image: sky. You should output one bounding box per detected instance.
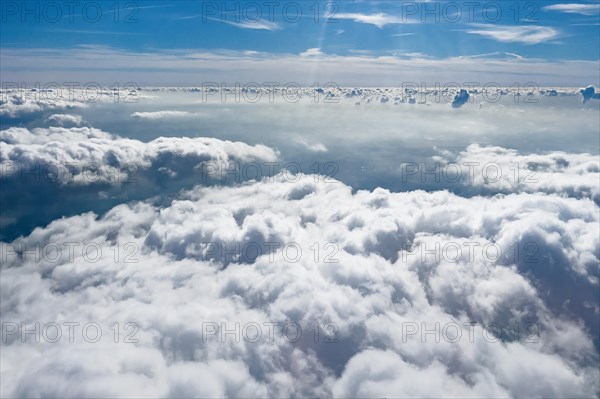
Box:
[1,0,599,85]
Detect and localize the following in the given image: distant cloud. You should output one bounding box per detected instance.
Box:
[388,51,431,58]
[0,93,88,118]
[211,17,280,31]
[466,24,559,44]
[296,137,328,152]
[443,144,600,201]
[543,3,600,15]
[455,52,525,60]
[0,125,279,235]
[451,89,470,108]
[1,126,278,186]
[131,111,191,119]
[348,49,376,55]
[2,46,598,86]
[336,13,409,28]
[299,48,323,57]
[580,85,600,103]
[391,33,416,37]
[46,113,83,126]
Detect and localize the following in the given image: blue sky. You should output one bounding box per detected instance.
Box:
[1,1,599,85]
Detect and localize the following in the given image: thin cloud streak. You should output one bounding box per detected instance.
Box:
[209,17,281,31]
[543,3,600,15]
[335,12,415,28]
[466,24,560,44]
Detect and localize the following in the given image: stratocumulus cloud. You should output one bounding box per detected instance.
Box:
[0,93,88,118]
[0,126,279,240]
[0,126,278,184]
[0,94,598,397]
[580,85,600,103]
[46,113,84,126]
[2,47,599,86]
[451,89,470,108]
[440,144,600,202]
[2,1,599,396]
[1,173,598,397]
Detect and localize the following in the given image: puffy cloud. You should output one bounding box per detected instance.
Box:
[0,87,157,121]
[332,350,509,397]
[0,126,279,240]
[439,144,600,202]
[0,93,87,118]
[1,89,598,396]
[451,89,470,108]
[0,126,278,185]
[580,85,600,104]
[46,113,84,126]
[1,172,598,397]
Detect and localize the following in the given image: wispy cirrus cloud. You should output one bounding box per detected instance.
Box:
[466,24,560,44]
[335,13,411,28]
[543,3,600,15]
[130,111,192,119]
[209,17,280,31]
[454,51,526,60]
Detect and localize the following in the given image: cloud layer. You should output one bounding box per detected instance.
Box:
[2,171,598,397]
[2,46,598,86]
[0,126,278,240]
[438,144,600,202]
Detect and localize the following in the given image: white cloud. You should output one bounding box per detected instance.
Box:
[295,137,328,152]
[46,113,84,126]
[466,24,560,44]
[440,144,600,202]
[0,93,88,118]
[299,48,323,57]
[580,85,600,103]
[332,350,509,397]
[1,164,598,397]
[130,111,191,119]
[451,89,470,108]
[0,126,278,185]
[1,46,598,85]
[212,17,281,31]
[543,3,600,15]
[336,13,408,28]
[0,126,280,234]
[455,51,525,60]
